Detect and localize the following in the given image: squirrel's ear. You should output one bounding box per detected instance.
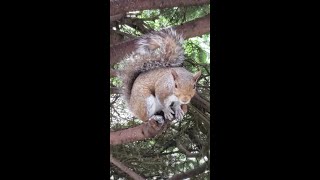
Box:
[171,69,179,80]
[193,71,202,82]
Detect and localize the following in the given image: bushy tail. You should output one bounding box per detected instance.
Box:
[119,28,185,103]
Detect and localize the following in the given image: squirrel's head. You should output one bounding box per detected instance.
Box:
[171,69,201,104]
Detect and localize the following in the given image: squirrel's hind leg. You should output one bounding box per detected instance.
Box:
[129,89,162,122]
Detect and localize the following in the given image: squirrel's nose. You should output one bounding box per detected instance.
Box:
[181,97,189,104]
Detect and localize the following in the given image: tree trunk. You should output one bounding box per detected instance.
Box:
[110,14,210,66]
[110,0,210,16]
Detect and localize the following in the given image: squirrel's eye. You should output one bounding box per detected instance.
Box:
[175,83,178,88]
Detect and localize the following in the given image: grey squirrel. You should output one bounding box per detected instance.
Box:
[119,28,201,123]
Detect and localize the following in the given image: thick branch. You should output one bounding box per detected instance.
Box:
[110,14,210,66]
[110,0,210,16]
[110,118,169,145]
[110,105,188,145]
[191,93,210,113]
[110,30,125,46]
[175,14,210,40]
[121,17,153,34]
[110,13,126,22]
[110,155,145,180]
[169,163,208,180]
[110,87,122,94]
[110,69,117,77]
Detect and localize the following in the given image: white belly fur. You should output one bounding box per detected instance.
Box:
[146,95,164,117]
[146,95,179,118]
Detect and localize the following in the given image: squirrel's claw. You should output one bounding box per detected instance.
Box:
[163,107,174,120]
[175,107,185,120]
[164,112,174,120]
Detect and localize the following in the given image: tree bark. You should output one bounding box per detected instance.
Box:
[110,118,170,145]
[110,13,126,22]
[110,14,210,66]
[110,69,117,77]
[110,30,125,46]
[110,0,210,16]
[191,93,210,113]
[110,105,187,145]
[110,155,145,180]
[110,87,122,94]
[175,14,210,41]
[169,163,208,180]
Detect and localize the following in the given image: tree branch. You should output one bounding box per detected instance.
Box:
[175,14,210,40]
[176,141,202,158]
[110,118,169,145]
[110,0,210,16]
[110,105,188,145]
[110,30,126,46]
[191,93,210,113]
[110,69,117,78]
[110,155,145,180]
[110,87,122,94]
[110,13,210,66]
[110,13,126,22]
[169,163,208,180]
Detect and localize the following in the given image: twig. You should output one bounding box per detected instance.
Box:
[169,163,208,180]
[110,155,145,180]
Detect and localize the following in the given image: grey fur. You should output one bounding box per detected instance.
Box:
[119,28,185,104]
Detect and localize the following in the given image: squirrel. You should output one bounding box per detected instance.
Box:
[118,28,201,123]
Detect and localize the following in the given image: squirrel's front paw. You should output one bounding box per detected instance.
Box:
[163,107,174,120]
[175,106,185,120]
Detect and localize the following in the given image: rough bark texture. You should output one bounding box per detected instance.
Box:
[110,0,210,16]
[191,93,210,113]
[110,14,210,66]
[169,163,208,180]
[110,30,126,46]
[110,13,125,22]
[110,69,117,77]
[110,118,169,145]
[175,14,211,41]
[110,155,145,180]
[110,87,122,94]
[110,38,136,66]
[110,105,188,145]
